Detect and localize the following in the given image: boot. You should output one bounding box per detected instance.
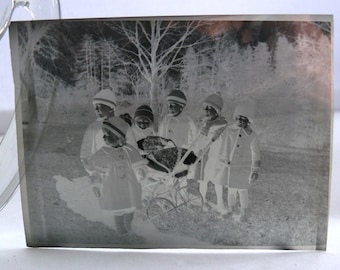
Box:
[124,212,134,232]
[239,208,249,223]
[115,215,128,235]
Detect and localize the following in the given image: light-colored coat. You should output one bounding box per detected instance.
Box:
[80,121,105,161]
[188,117,228,182]
[86,144,147,214]
[158,113,197,148]
[224,126,260,189]
[203,127,229,183]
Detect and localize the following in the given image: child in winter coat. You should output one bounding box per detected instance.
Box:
[225,103,261,222]
[158,90,197,148]
[86,117,148,235]
[191,93,228,214]
[80,89,116,171]
[126,105,156,155]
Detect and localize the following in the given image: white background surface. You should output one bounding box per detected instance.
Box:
[0,0,339,269]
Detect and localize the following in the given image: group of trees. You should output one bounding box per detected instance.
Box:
[13,18,332,149]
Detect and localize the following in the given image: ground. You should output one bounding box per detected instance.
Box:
[21,123,329,249]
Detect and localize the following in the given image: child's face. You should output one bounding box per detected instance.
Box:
[202,105,218,121]
[94,104,115,119]
[167,102,184,117]
[102,127,125,147]
[135,116,151,130]
[234,115,250,128]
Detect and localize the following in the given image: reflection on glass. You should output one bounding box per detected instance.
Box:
[0,0,61,210]
[1,1,29,40]
[0,0,61,40]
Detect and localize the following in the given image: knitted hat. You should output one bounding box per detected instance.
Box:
[92,89,117,109]
[203,93,223,114]
[233,102,255,123]
[166,90,187,106]
[102,117,129,138]
[134,105,154,122]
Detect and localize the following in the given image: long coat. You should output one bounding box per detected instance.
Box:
[224,126,261,189]
[87,144,147,214]
[158,113,197,148]
[188,117,228,182]
[203,121,229,184]
[80,120,105,161]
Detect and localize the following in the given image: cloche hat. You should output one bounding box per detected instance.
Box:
[92,89,117,109]
[134,105,154,122]
[166,90,187,106]
[102,117,129,138]
[203,93,223,114]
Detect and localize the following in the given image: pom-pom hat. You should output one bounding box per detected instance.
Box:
[166,90,187,106]
[203,93,223,114]
[103,117,129,138]
[92,89,117,109]
[134,105,154,122]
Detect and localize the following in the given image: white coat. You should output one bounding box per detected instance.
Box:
[188,117,228,182]
[80,120,105,161]
[86,144,147,213]
[158,113,197,148]
[225,126,261,189]
[202,123,229,184]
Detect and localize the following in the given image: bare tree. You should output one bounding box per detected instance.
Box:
[106,20,207,123]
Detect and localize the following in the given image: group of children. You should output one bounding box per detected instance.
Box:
[80,88,261,235]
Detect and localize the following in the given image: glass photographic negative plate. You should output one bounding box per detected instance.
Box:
[9,15,332,249]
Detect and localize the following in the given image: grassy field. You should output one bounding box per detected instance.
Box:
[21,123,330,249]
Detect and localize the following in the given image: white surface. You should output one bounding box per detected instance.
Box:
[0,0,339,269]
[0,32,15,134]
[0,116,18,208]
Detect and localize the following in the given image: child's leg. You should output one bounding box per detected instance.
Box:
[199,180,209,203]
[114,215,128,235]
[215,184,226,210]
[227,187,238,211]
[238,189,249,215]
[124,212,134,232]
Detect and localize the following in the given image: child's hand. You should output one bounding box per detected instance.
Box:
[82,158,91,171]
[92,187,101,197]
[136,168,146,181]
[90,173,102,185]
[81,158,88,166]
[89,173,102,196]
[212,127,225,141]
[200,124,210,136]
[250,172,259,182]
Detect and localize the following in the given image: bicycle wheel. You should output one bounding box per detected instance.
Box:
[174,186,204,214]
[146,197,177,231]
